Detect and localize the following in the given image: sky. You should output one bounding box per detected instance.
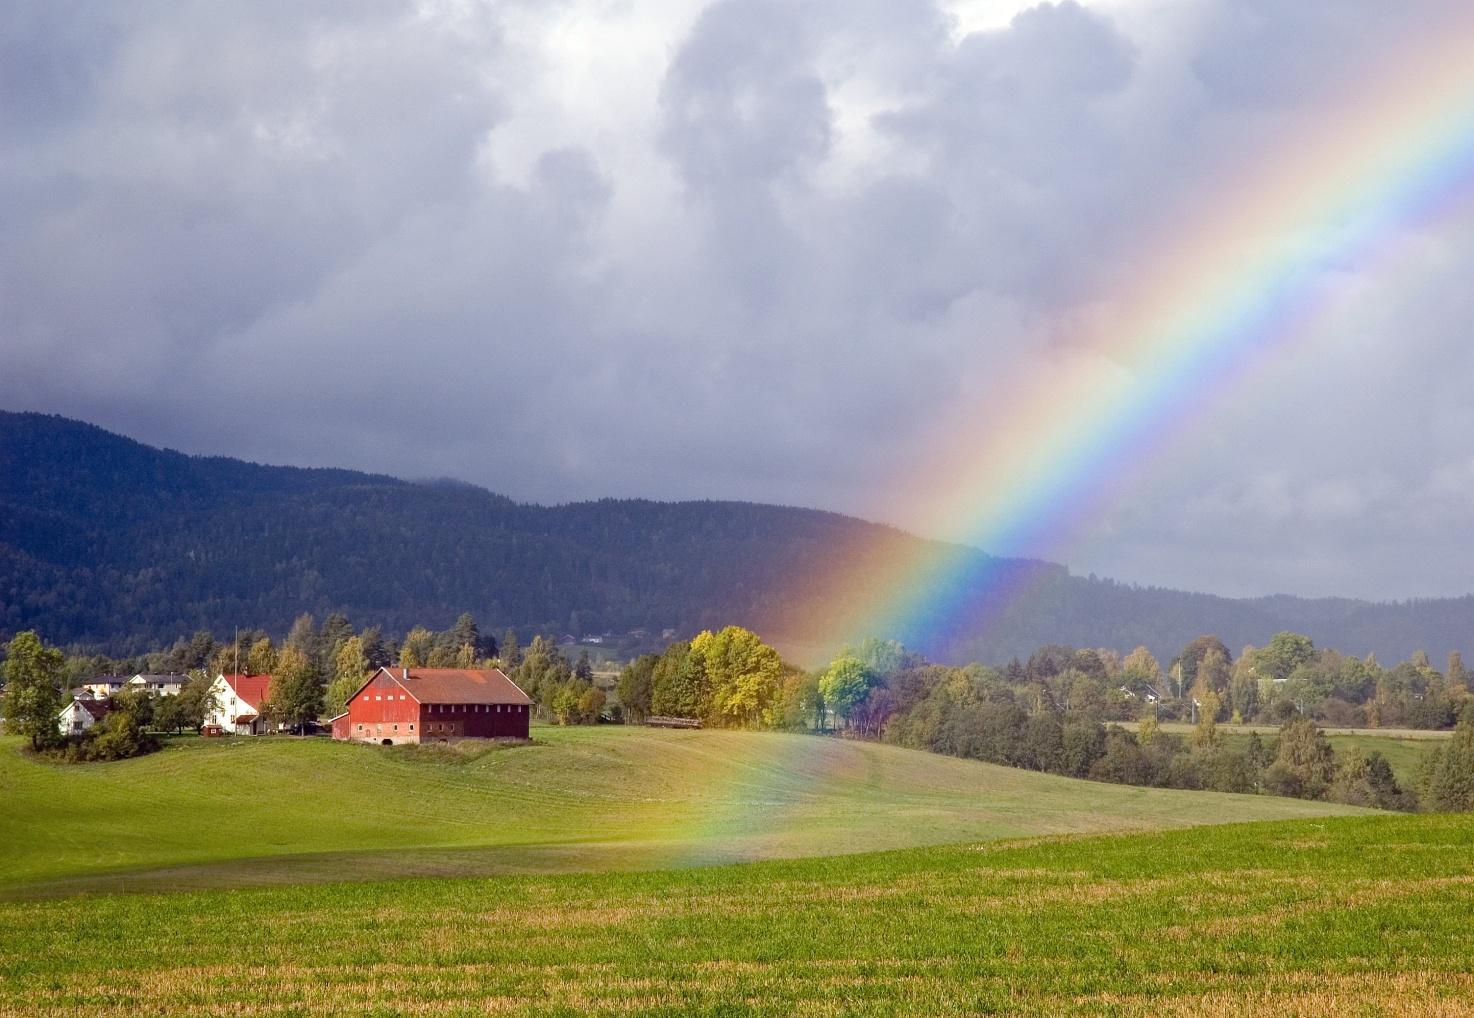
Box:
[3,0,1473,601]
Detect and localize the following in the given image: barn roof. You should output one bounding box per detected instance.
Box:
[388,668,531,706]
[220,673,273,708]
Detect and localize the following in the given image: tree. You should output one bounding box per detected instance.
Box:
[575,650,594,683]
[285,613,320,660]
[1178,636,1231,689]
[577,685,607,724]
[246,637,278,676]
[691,627,784,728]
[819,656,874,729]
[269,646,323,734]
[1258,632,1316,684]
[616,655,658,723]
[359,627,391,669]
[500,630,521,669]
[650,641,702,718]
[156,692,199,734]
[452,613,481,657]
[1423,705,1474,812]
[326,636,369,717]
[1263,716,1336,799]
[1195,648,1231,698]
[1448,651,1469,695]
[1192,690,1223,748]
[400,627,434,669]
[2,631,65,751]
[1122,646,1162,685]
[177,671,219,731]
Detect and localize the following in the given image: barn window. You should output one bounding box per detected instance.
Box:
[357,724,364,731]
[392,724,398,731]
[409,724,414,731]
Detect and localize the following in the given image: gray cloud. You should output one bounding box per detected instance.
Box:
[2,0,1472,599]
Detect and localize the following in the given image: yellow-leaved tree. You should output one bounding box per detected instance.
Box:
[689,626,784,729]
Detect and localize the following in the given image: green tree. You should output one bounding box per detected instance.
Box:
[2,631,65,750]
[325,636,369,717]
[269,646,323,734]
[1263,716,1337,799]
[819,656,874,729]
[1423,705,1474,811]
[650,641,704,718]
[1258,632,1316,684]
[177,670,219,731]
[616,654,658,722]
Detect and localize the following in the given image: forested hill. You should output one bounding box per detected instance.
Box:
[2,409,1472,664]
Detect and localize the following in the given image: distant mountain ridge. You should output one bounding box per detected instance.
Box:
[1,410,1471,665]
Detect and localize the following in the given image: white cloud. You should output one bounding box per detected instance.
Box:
[2,0,1473,598]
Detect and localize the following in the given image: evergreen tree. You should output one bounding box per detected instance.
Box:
[1424,705,1474,811]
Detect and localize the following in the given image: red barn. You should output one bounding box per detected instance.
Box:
[331,667,532,744]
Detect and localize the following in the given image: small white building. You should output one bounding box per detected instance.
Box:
[58,697,110,736]
[204,673,274,735]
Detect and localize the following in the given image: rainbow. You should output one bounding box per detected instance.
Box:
[797,18,1474,661]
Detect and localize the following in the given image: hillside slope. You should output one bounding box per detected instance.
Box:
[0,727,1364,896]
[3,409,1474,662]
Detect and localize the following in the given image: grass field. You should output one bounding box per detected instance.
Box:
[0,727,1366,896]
[2,813,1472,1016]
[1139,722,1448,785]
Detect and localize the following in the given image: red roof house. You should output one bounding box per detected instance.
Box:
[332,667,532,744]
[206,673,275,735]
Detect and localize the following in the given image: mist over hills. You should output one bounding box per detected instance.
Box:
[1,409,1470,665]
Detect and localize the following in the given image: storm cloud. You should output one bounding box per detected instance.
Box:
[3,0,1472,600]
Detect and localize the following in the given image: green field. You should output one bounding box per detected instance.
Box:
[0,727,1363,896]
[6,726,1468,1016]
[2,814,1471,1016]
[1140,722,1448,786]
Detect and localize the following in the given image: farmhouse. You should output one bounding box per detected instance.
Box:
[58,697,110,736]
[204,673,274,735]
[332,667,532,745]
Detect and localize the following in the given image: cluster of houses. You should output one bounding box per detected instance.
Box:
[59,673,191,735]
[61,667,533,744]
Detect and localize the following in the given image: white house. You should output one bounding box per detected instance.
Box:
[204,673,274,735]
[58,697,110,736]
[80,675,129,698]
[129,673,188,696]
